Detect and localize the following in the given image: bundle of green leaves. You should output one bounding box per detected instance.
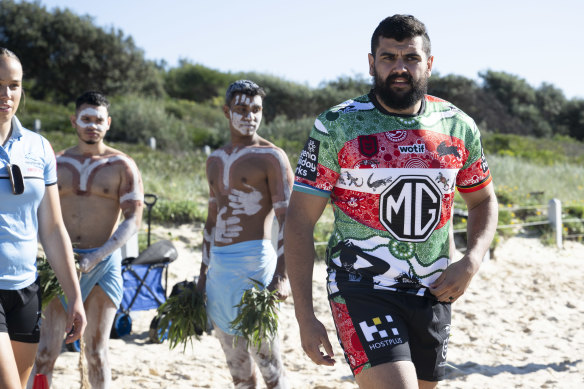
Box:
[155,281,207,351]
[36,256,64,309]
[230,279,281,350]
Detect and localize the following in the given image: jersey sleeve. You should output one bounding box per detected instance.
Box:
[456,120,492,193]
[293,115,341,198]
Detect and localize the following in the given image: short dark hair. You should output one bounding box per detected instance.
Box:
[75,91,110,110]
[371,15,431,58]
[225,80,266,105]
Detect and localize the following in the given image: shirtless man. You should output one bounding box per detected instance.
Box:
[196,80,293,388]
[29,91,144,389]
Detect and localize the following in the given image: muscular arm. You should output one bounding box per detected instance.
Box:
[284,191,335,365]
[266,149,294,300]
[38,185,87,342]
[430,182,498,302]
[79,159,144,272]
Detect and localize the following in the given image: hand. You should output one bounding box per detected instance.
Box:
[429,256,479,303]
[298,315,336,366]
[268,274,291,302]
[64,297,87,344]
[78,252,102,273]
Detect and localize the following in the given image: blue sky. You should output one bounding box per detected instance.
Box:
[37,0,583,99]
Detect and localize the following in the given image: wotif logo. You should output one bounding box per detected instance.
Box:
[398,144,426,153]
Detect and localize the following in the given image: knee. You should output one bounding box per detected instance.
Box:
[34,346,58,373]
[233,375,257,389]
[85,347,109,369]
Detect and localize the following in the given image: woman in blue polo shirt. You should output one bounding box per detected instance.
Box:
[0,48,87,389]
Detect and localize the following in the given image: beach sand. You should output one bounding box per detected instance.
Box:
[48,224,584,388]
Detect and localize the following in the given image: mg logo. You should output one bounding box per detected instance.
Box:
[379,175,442,242]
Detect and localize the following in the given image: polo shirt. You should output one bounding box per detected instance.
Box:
[0,116,57,290]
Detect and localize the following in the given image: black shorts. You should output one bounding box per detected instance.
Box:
[0,278,42,343]
[329,290,451,381]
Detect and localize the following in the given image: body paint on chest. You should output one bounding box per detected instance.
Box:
[210,147,291,244]
[57,154,142,202]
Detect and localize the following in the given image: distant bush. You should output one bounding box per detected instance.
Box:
[262,115,313,159]
[107,96,230,151]
[483,133,584,165]
[148,198,206,225]
[17,99,72,133]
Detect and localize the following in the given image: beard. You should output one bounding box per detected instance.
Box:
[77,130,100,145]
[373,68,428,111]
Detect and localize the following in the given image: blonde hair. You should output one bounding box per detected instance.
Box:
[0,47,21,63]
[0,47,25,110]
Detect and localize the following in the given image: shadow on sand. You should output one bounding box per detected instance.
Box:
[445,359,581,379]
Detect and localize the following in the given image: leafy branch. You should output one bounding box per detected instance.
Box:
[230,279,281,350]
[155,281,207,351]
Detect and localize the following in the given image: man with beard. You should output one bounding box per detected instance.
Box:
[30,91,144,389]
[285,15,498,389]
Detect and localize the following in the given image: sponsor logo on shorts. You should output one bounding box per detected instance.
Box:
[441,324,451,359]
[296,137,319,181]
[358,315,402,351]
[439,324,451,366]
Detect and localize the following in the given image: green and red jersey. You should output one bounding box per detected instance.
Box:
[293,92,491,297]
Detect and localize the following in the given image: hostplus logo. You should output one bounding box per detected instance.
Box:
[358,315,402,350]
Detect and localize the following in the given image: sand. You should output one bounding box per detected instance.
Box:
[48,224,584,388]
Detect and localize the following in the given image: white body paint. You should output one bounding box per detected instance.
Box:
[214,325,288,388]
[229,94,262,136]
[57,154,142,202]
[229,184,262,215]
[76,107,108,131]
[215,207,243,244]
[210,147,291,245]
[272,200,288,210]
[202,228,214,265]
[277,225,285,257]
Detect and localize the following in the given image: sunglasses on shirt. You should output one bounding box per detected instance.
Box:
[6,164,25,195]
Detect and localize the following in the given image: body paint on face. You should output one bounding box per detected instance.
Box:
[76,107,108,131]
[229,94,262,136]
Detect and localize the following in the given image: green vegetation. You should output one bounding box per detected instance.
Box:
[230,280,280,350]
[155,281,207,351]
[4,0,583,249]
